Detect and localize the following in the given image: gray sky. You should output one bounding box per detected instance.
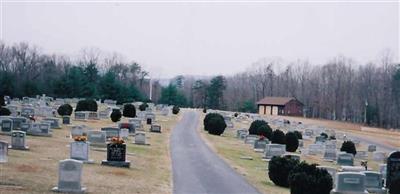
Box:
[2,1,399,78]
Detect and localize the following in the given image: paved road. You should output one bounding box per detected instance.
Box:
[171,111,260,194]
[347,134,398,153]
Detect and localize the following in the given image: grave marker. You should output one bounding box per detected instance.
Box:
[10,131,29,150]
[150,124,161,133]
[263,144,286,159]
[386,151,400,189]
[330,172,368,194]
[87,131,107,147]
[0,141,8,163]
[101,141,130,168]
[337,153,354,166]
[70,141,93,163]
[52,159,86,193]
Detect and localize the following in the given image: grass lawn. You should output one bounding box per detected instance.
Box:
[0,112,179,194]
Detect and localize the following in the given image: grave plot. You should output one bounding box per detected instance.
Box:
[0,104,179,194]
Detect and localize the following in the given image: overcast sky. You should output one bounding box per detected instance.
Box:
[2,1,399,78]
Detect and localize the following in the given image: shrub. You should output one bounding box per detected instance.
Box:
[271,129,286,144]
[234,112,238,117]
[0,95,4,106]
[285,132,299,152]
[294,131,302,140]
[172,106,180,114]
[0,107,11,116]
[110,109,122,122]
[122,104,136,118]
[389,174,400,194]
[288,162,333,194]
[139,103,148,111]
[340,141,357,156]
[249,120,273,139]
[203,113,226,135]
[75,99,98,112]
[320,132,328,140]
[329,135,336,140]
[202,108,207,113]
[268,156,299,187]
[57,104,73,116]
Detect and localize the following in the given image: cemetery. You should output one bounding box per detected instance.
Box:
[0,97,180,193]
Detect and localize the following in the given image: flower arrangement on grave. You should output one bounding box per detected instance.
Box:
[110,137,125,145]
[259,135,265,140]
[74,136,87,142]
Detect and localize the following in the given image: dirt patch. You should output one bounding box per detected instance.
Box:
[15,164,39,173]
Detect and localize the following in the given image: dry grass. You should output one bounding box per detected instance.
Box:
[198,111,398,194]
[0,112,179,194]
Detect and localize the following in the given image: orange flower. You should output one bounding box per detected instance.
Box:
[111,137,124,144]
[74,136,87,142]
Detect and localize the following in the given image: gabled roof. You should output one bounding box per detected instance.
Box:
[257,97,297,106]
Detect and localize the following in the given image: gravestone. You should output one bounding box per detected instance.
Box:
[21,107,35,118]
[74,112,87,120]
[27,123,51,137]
[62,116,70,125]
[134,132,146,145]
[101,127,120,139]
[304,129,313,137]
[120,128,129,140]
[10,131,29,150]
[238,132,247,140]
[379,164,387,181]
[308,144,324,155]
[236,129,247,138]
[145,113,155,125]
[150,124,161,133]
[368,145,377,152]
[11,117,27,130]
[101,143,130,168]
[323,148,337,161]
[373,151,386,162]
[315,136,326,144]
[20,123,31,132]
[70,141,93,163]
[298,139,304,148]
[52,159,86,193]
[71,126,85,139]
[118,123,135,134]
[263,144,286,159]
[355,151,368,160]
[362,171,386,194]
[87,112,98,120]
[1,119,13,133]
[253,139,269,152]
[226,120,234,128]
[87,131,107,147]
[330,172,368,194]
[161,108,170,116]
[337,153,354,166]
[386,151,400,189]
[244,135,259,145]
[0,141,8,163]
[98,110,109,119]
[128,118,143,130]
[42,118,61,129]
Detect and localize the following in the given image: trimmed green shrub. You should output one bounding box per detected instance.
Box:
[249,120,273,139]
[268,156,299,187]
[202,108,207,113]
[203,113,226,135]
[288,162,333,194]
[285,132,299,152]
[172,106,180,114]
[75,99,98,112]
[271,129,286,144]
[234,112,238,117]
[57,104,73,116]
[0,107,11,116]
[294,130,303,140]
[389,174,400,194]
[122,104,136,118]
[0,95,5,106]
[340,141,357,156]
[139,103,148,111]
[110,109,122,122]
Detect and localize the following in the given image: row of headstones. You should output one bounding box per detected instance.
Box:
[235,128,400,193]
[1,116,60,137]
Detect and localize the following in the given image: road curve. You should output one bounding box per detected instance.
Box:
[171,111,260,194]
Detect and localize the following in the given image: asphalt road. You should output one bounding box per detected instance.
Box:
[170,111,260,194]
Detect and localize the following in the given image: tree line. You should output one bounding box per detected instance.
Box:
[174,52,400,129]
[0,42,162,104]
